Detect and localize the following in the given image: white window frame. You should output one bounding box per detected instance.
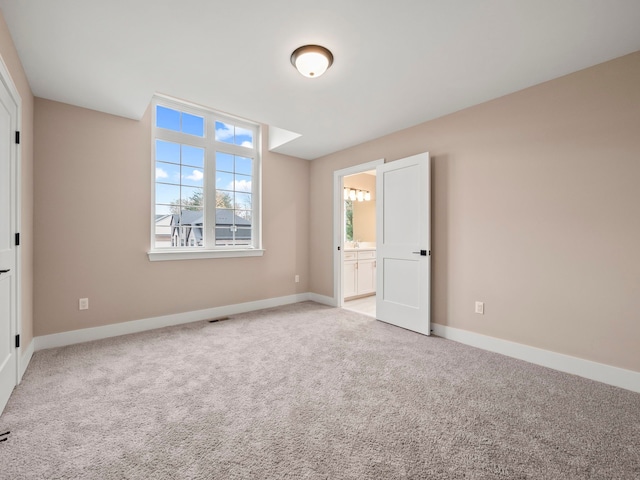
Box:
[148,95,263,261]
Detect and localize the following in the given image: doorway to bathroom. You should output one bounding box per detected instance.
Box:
[333,159,383,317]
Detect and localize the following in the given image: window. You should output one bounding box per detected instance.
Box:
[149,96,262,261]
[344,199,353,242]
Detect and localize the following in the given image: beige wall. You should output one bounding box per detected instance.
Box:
[0,12,34,352]
[34,101,309,336]
[344,173,376,243]
[310,51,640,372]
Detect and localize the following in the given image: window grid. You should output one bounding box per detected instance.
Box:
[215,153,253,246]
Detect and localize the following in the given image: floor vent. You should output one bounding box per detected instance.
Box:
[208,316,230,323]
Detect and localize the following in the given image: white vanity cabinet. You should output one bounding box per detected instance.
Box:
[343,249,376,299]
[355,250,376,295]
[343,251,358,298]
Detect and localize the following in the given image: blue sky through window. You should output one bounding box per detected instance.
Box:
[155,138,206,207]
[182,113,204,136]
[215,121,253,148]
[235,156,252,175]
[156,106,179,131]
[215,152,253,206]
[156,140,180,163]
[157,105,204,137]
[216,152,234,172]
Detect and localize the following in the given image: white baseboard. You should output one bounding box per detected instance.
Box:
[307,292,337,307]
[431,323,640,393]
[19,339,34,382]
[33,297,637,394]
[35,293,311,351]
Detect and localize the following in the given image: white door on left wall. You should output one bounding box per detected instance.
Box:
[0,68,19,415]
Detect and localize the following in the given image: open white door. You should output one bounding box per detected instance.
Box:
[376,152,430,335]
[0,63,19,414]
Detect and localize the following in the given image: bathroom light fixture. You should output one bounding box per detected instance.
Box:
[291,45,333,78]
[343,188,371,202]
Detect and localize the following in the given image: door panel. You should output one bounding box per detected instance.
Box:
[382,258,420,307]
[0,72,18,414]
[376,153,430,335]
[0,99,11,258]
[382,167,420,245]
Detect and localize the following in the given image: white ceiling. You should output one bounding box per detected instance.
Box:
[2,1,640,160]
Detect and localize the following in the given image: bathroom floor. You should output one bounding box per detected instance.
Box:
[343,295,376,318]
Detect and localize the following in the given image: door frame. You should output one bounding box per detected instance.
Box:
[0,55,22,385]
[332,159,384,307]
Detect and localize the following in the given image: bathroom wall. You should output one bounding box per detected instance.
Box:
[344,172,376,244]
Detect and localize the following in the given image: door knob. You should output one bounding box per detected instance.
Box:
[0,269,10,274]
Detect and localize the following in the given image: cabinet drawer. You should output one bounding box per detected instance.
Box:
[343,252,357,261]
[357,250,376,260]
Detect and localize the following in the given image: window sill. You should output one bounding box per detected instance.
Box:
[148,248,265,262]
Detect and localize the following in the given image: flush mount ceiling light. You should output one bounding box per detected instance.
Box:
[291,45,333,78]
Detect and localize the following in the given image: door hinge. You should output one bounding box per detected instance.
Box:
[15,131,20,144]
[15,233,20,246]
[15,335,20,348]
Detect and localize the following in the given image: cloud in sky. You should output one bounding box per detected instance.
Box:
[215,122,234,141]
[232,179,252,192]
[215,122,253,148]
[186,169,203,181]
[156,167,168,179]
[220,179,252,192]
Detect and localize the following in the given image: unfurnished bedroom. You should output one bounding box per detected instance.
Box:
[0,1,639,478]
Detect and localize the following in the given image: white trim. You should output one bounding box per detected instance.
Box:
[332,159,384,308]
[19,339,33,381]
[35,294,311,351]
[27,298,639,394]
[148,248,265,261]
[307,292,336,307]
[432,324,640,393]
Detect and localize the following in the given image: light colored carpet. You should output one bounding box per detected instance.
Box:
[1,302,639,479]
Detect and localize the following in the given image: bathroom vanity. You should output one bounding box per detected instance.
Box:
[343,248,376,299]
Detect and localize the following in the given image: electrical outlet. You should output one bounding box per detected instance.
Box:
[79,298,89,310]
[295,275,300,283]
[475,301,484,315]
